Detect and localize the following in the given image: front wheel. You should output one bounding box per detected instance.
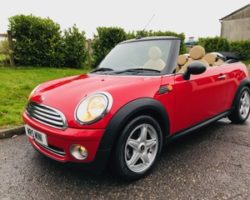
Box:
[114,115,163,180]
[228,87,250,123]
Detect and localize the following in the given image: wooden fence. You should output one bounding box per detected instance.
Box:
[0,31,15,66]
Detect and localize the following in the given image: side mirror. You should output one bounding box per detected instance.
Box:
[183,61,207,80]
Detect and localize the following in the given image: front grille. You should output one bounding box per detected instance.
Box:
[37,142,65,157]
[26,102,67,129]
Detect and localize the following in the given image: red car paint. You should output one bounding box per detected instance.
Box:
[23,37,248,167]
[23,61,248,164]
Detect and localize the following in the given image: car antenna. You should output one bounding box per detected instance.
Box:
[136,14,155,39]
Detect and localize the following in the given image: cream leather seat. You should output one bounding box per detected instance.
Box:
[144,46,166,70]
[214,58,224,66]
[179,45,209,73]
[212,53,225,66]
[176,54,189,72]
[204,53,217,66]
[204,53,225,66]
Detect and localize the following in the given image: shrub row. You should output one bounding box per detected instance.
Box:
[9,15,186,68]
[9,15,87,68]
[198,37,250,60]
[92,27,127,67]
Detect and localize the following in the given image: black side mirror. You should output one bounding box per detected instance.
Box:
[183,61,207,80]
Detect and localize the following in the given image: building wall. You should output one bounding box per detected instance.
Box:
[223,6,250,20]
[221,18,250,41]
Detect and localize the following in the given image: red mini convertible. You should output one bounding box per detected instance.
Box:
[23,37,250,180]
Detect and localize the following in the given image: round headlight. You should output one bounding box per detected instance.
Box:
[75,92,112,124]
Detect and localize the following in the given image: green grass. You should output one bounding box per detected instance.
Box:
[0,66,89,128]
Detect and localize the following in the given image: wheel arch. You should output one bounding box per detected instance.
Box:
[98,98,170,151]
[232,78,250,108]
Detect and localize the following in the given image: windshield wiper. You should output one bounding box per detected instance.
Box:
[90,67,114,73]
[113,68,161,74]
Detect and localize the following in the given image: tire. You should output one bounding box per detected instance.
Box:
[228,87,250,124]
[113,115,163,180]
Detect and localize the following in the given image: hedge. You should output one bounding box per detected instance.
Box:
[8,14,187,68]
[198,37,250,60]
[63,25,87,68]
[92,27,127,67]
[9,15,87,68]
[230,40,250,60]
[9,15,63,66]
[198,37,230,52]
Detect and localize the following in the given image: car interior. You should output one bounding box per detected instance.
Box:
[144,46,166,70]
[175,45,233,74]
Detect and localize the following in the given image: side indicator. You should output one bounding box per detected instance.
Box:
[158,84,173,94]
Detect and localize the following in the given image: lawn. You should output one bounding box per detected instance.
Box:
[0,67,89,129]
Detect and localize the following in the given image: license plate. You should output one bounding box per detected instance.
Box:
[25,125,48,146]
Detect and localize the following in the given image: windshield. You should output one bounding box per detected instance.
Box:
[97,40,173,74]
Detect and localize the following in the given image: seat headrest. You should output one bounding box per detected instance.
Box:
[177,55,188,66]
[190,45,205,60]
[204,53,217,66]
[149,46,162,60]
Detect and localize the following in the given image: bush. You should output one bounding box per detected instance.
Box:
[198,36,250,60]
[0,40,9,54]
[9,14,64,67]
[63,25,87,68]
[230,40,250,60]
[0,54,10,65]
[198,37,230,52]
[92,27,127,67]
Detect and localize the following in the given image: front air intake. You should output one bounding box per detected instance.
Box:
[26,102,67,130]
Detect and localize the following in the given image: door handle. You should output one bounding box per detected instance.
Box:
[218,74,226,80]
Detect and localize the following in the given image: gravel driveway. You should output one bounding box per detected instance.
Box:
[0,117,250,200]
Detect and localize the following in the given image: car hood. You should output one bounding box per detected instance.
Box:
[30,74,162,128]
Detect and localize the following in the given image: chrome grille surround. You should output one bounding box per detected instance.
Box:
[26,102,67,130]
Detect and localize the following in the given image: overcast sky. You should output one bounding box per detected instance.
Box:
[0,0,249,39]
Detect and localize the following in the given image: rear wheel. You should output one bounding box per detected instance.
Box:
[114,115,163,180]
[228,87,250,123]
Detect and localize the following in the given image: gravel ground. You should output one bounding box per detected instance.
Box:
[0,117,250,200]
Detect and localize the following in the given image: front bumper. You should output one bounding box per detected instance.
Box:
[23,112,109,169]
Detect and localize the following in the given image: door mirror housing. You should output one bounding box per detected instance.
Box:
[183,61,207,80]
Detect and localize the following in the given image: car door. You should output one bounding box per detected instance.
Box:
[173,67,229,133]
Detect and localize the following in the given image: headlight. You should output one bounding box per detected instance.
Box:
[75,92,113,124]
[28,84,41,99]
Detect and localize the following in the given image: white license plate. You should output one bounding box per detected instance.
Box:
[25,125,48,146]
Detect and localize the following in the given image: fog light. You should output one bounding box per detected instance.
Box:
[70,144,88,160]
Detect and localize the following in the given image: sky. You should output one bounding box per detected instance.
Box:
[0,0,249,40]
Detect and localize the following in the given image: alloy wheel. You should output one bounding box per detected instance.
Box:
[124,123,159,173]
[239,90,250,119]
